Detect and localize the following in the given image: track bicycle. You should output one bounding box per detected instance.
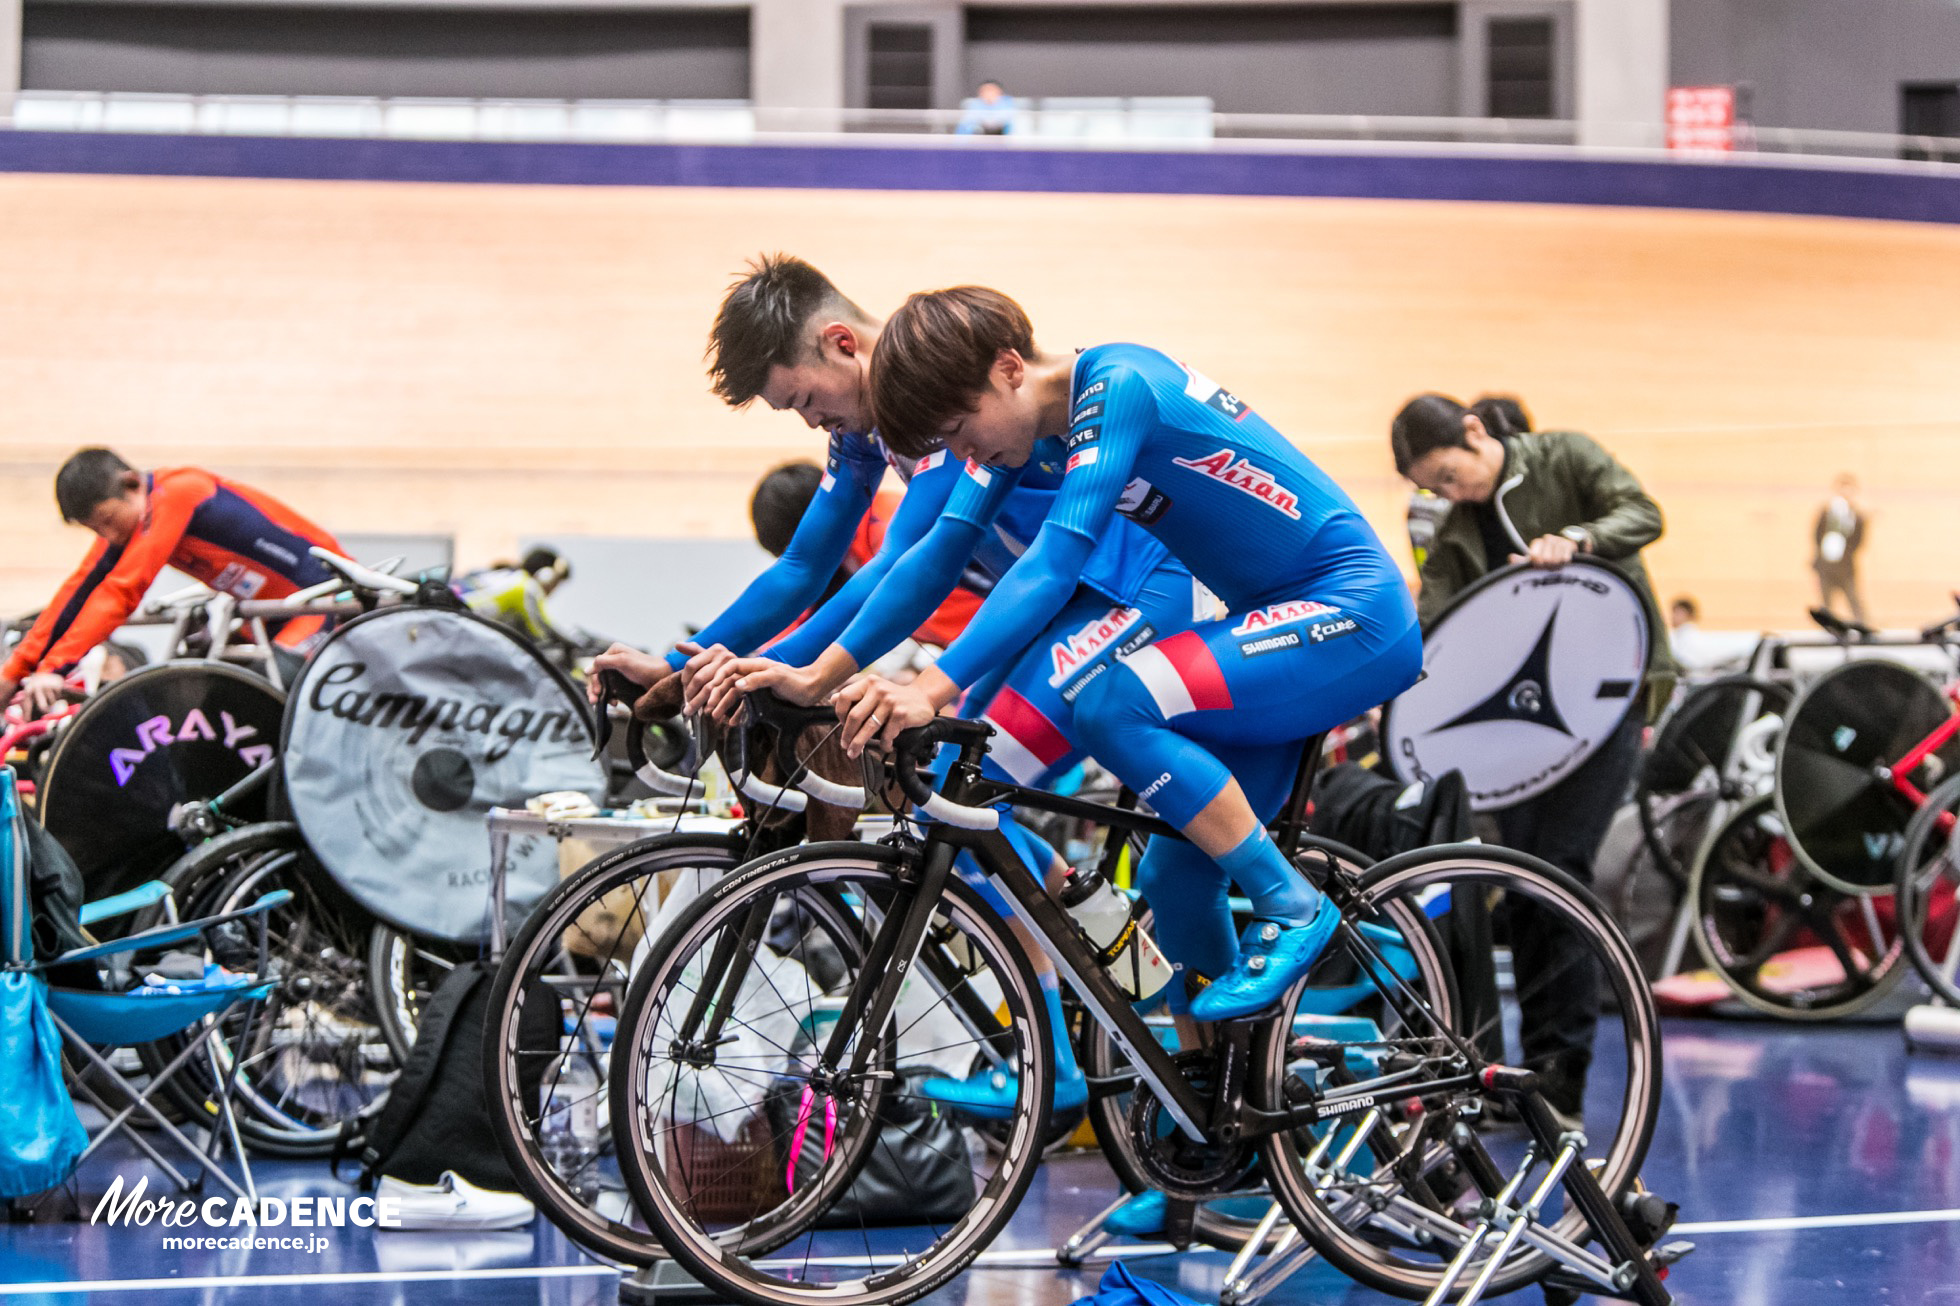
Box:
[1685,602,1960,1018]
[610,708,1674,1306]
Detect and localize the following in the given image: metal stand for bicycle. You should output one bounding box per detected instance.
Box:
[618,1261,720,1304]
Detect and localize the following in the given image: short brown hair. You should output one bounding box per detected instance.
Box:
[870,286,1037,458]
[706,254,869,407]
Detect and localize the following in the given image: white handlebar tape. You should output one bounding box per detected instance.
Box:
[733,769,810,814]
[796,772,867,808]
[919,792,1000,830]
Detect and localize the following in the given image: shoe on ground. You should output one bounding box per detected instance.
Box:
[375,1171,536,1231]
[919,1066,1087,1122]
[1190,899,1342,1022]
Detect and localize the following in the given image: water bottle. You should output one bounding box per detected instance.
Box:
[1059,868,1172,1000]
[542,1050,601,1202]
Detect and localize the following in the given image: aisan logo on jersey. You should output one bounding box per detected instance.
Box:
[1049,606,1149,687]
[1172,449,1302,520]
[1231,600,1341,637]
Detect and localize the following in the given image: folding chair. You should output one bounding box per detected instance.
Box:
[1,767,290,1205]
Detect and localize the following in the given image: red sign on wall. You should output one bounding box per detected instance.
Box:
[1667,86,1736,152]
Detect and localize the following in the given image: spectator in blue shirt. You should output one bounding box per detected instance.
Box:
[956,81,1021,136]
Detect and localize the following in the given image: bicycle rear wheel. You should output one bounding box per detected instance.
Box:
[1636,676,1788,888]
[1693,794,1906,1020]
[611,843,1050,1306]
[1776,661,1957,894]
[1894,775,1960,1005]
[1080,838,1458,1254]
[139,823,395,1157]
[1258,844,1660,1301]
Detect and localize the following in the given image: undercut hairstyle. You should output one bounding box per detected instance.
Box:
[706,254,871,408]
[750,461,825,558]
[1389,394,1472,478]
[1470,394,1533,438]
[55,448,138,523]
[869,286,1038,459]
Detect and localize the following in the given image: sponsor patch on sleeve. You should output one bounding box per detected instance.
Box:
[916,450,948,474]
[1071,401,1104,426]
[964,459,993,488]
[1066,447,1099,471]
[1115,477,1172,526]
[1066,425,1101,450]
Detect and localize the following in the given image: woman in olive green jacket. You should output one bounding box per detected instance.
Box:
[1389,392,1668,1127]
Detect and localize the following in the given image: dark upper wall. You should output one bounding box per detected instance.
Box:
[1671,0,1960,134]
[21,4,751,99]
[964,4,1460,116]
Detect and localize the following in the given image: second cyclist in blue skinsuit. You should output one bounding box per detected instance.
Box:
[834,287,1423,1023]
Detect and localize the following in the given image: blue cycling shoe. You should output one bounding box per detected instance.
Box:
[1189,898,1343,1022]
[920,1066,1087,1122]
[1105,1189,1167,1237]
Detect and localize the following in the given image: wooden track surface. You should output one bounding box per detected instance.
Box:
[2,172,1955,633]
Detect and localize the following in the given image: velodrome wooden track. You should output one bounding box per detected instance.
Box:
[2,171,1955,631]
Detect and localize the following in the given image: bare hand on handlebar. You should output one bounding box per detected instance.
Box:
[587,642,672,705]
[832,674,937,759]
[18,672,69,718]
[701,656,823,725]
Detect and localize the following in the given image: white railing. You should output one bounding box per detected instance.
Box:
[9,91,1960,168]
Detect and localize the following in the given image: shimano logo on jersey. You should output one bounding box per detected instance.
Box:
[1071,402,1104,426]
[1067,448,1099,471]
[253,539,300,568]
[1066,426,1100,451]
[1138,772,1173,801]
[1231,601,1340,637]
[1238,632,1302,658]
[1049,607,1146,686]
[1116,478,1172,526]
[1076,380,1106,402]
[1309,618,1359,643]
[1173,449,1300,518]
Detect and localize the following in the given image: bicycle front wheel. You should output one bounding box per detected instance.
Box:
[1258,844,1661,1301]
[483,831,745,1265]
[611,843,1051,1306]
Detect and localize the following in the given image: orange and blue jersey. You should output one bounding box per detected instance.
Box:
[4,467,342,680]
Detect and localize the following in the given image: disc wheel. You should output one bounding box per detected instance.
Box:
[1636,676,1789,888]
[1258,844,1660,1302]
[482,832,745,1266]
[611,843,1051,1306]
[1894,775,1960,1006]
[1776,661,1959,894]
[1692,794,1906,1020]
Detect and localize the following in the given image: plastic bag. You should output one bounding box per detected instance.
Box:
[0,972,87,1197]
[1076,1260,1208,1306]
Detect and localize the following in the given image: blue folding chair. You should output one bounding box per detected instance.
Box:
[1,767,290,1205]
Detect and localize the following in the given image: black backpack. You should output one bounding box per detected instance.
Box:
[340,959,557,1190]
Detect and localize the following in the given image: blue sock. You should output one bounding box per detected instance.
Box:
[1039,971,1081,1079]
[1214,825,1321,928]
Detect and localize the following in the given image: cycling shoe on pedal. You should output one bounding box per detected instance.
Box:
[1190,899,1342,1022]
[920,1066,1087,1121]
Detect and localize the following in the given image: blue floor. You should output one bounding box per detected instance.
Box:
[7,1016,1960,1304]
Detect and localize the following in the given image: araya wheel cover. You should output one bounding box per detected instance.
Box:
[282,606,605,942]
[39,661,283,902]
[1384,559,1652,811]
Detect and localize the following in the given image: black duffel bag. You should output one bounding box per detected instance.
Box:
[763,1067,977,1229]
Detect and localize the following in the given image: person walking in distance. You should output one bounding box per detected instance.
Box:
[1812,472,1869,627]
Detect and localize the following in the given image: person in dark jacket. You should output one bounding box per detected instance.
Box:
[1391,392,1670,1126]
[1812,472,1869,627]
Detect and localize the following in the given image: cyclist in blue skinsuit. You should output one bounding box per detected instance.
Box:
[596,256,1192,1117]
[834,287,1423,1023]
